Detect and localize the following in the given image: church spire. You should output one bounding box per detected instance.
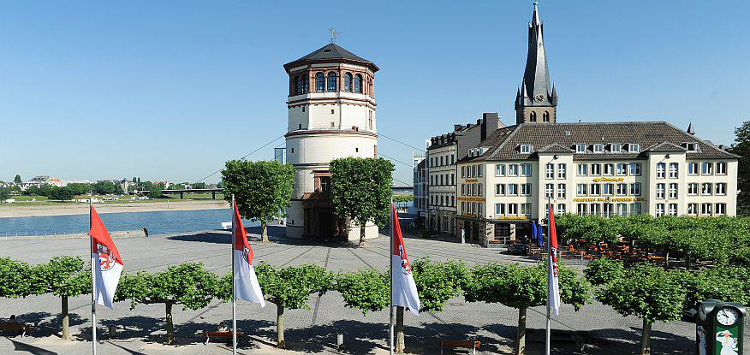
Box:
[516,1,558,124]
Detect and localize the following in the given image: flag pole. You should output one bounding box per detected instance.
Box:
[232,194,237,355]
[389,196,394,355]
[90,195,96,355]
[545,197,551,355]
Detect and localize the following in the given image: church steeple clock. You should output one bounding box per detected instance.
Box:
[515,2,558,124]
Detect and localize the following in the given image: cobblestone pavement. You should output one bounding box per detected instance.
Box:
[0,226,742,354]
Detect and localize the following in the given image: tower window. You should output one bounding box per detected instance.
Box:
[302,106,305,112]
[315,72,325,92]
[302,76,309,93]
[327,72,338,92]
[298,124,301,129]
[293,75,300,95]
[331,109,334,114]
[543,111,550,122]
[354,74,363,93]
[530,111,537,122]
[345,73,353,92]
[331,122,335,127]
[356,147,359,152]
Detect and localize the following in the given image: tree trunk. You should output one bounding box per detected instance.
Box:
[359,224,366,246]
[640,318,652,355]
[396,306,405,353]
[61,295,71,340]
[516,307,527,355]
[276,305,285,348]
[165,302,175,345]
[686,250,692,270]
[262,219,269,243]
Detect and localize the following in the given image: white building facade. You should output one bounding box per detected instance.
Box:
[283,43,380,241]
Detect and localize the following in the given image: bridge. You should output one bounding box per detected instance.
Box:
[161,188,223,199]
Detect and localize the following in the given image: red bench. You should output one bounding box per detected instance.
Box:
[203,330,243,345]
[0,323,32,337]
[439,339,480,354]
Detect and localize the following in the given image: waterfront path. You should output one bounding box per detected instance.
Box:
[0,228,737,354]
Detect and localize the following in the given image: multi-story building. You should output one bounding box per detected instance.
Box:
[411,152,428,227]
[283,43,380,241]
[426,113,503,235]
[456,122,738,245]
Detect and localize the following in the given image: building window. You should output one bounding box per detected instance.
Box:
[557,184,566,199]
[616,163,627,176]
[520,144,532,154]
[496,164,506,176]
[603,164,614,176]
[668,203,677,216]
[577,164,588,176]
[472,165,477,178]
[478,184,483,196]
[716,162,727,175]
[508,184,519,196]
[591,203,601,216]
[617,203,628,216]
[575,144,587,153]
[315,72,325,92]
[590,184,601,196]
[687,203,698,215]
[687,183,698,195]
[521,163,532,177]
[656,203,665,217]
[716,203,726,216]
[461,184,466,196]
[302,76,309,93]
[656,163,666,178]
[461,166,466,178]
[656,183,665,199]
[591,164,601,176]
[354,74,363,93]
[630,183,642,196]
[344,73,353,92]
[716,183,727,195]
[495,184,505,196]
[472,184,477,196]
[668,183,678,199]
[543,111,550,122]
[545,164,554,179]
[629,144,640,153]
[669,163,678,178]
[701,203,712,216]
[530,112,537,122]
[508,164,519,176]
[495,203,505,216]
[687,162,698,175]
[545,184,554,198]
[603,203,614,217]
[472,202,477,214]
[478,165,483,177]
[593,144,604,153]
[702,162,713,175]
[521,183,532,196]
[557,164,566,179]
[630,163,641,176]
[701,183,713,195]
[327,72,338,91]
[684,142,699,152]
[508,203,518,215]
[603,183,614,196]
[610,143,622,153]
[521,203,531,216]
[577,204,587,216]
[557,204,566,214]
[617,183,627,195]
[630,203,641,215]
[577,184,588,196]
[293,75,300,95]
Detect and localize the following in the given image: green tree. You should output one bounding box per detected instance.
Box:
[67,183,92,196]
[193,182,207,189]
[116,263,218,344]
[335,269,389,315]
[0,187,10,202]
[32,256,91,339]
[330,157,394,246]
[14,175,22,184]
[596,264,685,355]
[729,120,750,215]
[584,258,625,286]
[50,186,75,201]
[392,194,414,209]
[0,258,36,299]
[221,160,295,243]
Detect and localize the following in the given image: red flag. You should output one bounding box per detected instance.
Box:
[391,204,420,315]
[547,203,561,316]
[88,206,123,309]
[232,201,265,306]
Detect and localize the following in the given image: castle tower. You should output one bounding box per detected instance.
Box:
[283,43,379,240]
[515,2,558,124]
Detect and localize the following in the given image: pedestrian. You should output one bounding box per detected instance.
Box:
[142,227,149,237]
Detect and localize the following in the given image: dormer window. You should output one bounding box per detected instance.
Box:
[629,144,640,153]
[575,144,587,153]
[683,142,699,152]
[593,144,604,153]
[610,143,622,153]
[519,144,532,154]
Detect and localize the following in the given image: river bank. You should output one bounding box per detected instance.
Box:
[0,200,229,218]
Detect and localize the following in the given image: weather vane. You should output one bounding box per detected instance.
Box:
[329,28,341,43]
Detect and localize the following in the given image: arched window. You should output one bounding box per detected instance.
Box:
[315,72,325,92]
[344,73,353,92]
[530,111,537,122]
[354,74,363,93]
[302,76,309,94]
[293,75,301,95]
[543,111,550,122]
[327,72,338,92]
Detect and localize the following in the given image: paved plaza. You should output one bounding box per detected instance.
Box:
[0,226,738,354]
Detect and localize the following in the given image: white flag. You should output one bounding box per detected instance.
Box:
[391,204,420,315]
[89,206,123,309]
[233,202,265,306]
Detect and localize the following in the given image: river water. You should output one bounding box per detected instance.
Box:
[0,209,260,237]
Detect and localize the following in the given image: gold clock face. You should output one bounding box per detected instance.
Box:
[535,94,545,102]
[716,308,739,326]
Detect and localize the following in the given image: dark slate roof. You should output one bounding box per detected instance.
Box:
[516,3,557,108]
[461,121,738,162]
[284,43,378,72]
[537,143,574,153]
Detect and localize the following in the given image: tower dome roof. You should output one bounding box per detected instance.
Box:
[284,43,379,72]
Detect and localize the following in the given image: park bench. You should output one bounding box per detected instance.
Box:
[0,323,31,337]
[438,339,480,354]
[203,330,243,345]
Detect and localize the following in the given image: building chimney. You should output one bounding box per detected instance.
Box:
[454,124,463,132]
[481,112,499,141]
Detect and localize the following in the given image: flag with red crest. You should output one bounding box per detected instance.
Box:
[391,204,420,315]
[232,201,265,306]
[89,206,123,309]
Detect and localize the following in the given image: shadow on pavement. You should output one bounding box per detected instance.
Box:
[9,339,57,355]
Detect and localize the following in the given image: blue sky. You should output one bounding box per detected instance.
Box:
[1,0,748,185]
